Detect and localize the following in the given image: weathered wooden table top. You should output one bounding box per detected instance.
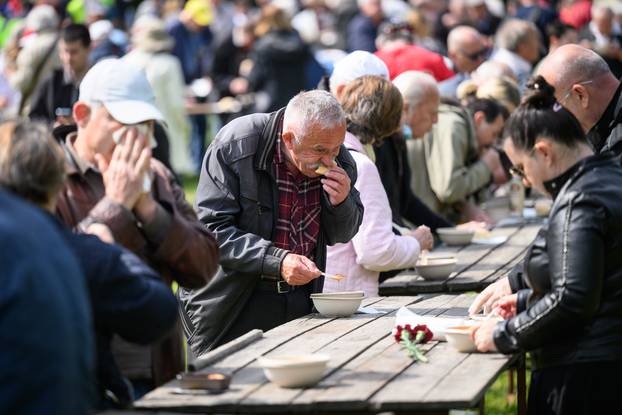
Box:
[379,221,542,296]
[135,293,515,414]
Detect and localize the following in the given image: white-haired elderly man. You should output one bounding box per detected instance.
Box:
[378,70,453,236]
[179,90,364,355]
[55,58,219,392]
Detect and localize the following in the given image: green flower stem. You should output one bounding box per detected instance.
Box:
[400,330,429,363]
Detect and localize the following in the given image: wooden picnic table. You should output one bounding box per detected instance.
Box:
[379,220,543,296]
[134,293,522,414]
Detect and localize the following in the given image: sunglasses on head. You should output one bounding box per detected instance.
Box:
[462,47,489,61]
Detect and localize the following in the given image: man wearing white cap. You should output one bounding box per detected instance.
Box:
[328,50,390,99]
[55,58,219,393]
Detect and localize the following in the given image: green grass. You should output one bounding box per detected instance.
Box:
[484,360,531,414]
[182,174,199,205]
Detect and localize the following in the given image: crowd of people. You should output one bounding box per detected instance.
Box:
[2,0,622,414]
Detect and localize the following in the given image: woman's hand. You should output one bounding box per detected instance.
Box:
[471,320,499,352]
[494,294,518,319]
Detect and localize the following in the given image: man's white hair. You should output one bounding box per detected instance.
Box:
[392,71,438,107]
[283,90,345,142]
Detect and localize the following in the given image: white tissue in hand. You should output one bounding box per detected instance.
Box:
[142,174,152,193]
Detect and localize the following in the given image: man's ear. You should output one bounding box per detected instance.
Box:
[281,130,296,150]
[334,84,346,101]
[575,85,590,109]
[73,101,91,129]
[473,110,485,127]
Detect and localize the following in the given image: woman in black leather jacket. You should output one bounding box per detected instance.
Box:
[471,77,622,414]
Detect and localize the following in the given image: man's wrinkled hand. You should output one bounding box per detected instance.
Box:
[95,128,151,210]
[321,166,350,206]
[280,253,321,286]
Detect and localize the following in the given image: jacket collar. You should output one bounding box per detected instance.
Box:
[543,152,615,199]
[587,80,622,153]
[255,107,286,171]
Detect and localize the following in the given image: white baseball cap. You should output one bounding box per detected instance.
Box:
[79,58,164,125]
[330,50,390,87]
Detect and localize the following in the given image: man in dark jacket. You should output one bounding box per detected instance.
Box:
[29,23,91,124]
[0,190,95,414]
[179,90,364,355]
[536,44,622,155]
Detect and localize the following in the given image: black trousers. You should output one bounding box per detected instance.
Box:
[216,281,314,347]
[528,360,622,415]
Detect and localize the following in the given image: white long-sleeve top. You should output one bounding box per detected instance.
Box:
[325,132,421,297]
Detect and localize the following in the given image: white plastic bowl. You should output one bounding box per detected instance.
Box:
[444,326,477,353]
[257,354,330,388]
[437,228,475,246]
[415,257,457,280]
[311,295,364,317]
[310,291,365,298]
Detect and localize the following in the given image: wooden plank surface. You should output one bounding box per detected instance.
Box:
[136,293,514,414]
[135,296,422,412]
[371,294,513,412]
[380,224,540,295]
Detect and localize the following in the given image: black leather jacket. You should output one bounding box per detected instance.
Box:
[178,108,364,355]
[495,152,622,369]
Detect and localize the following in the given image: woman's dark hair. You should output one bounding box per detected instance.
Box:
[503,75,586,151]
[465,97,509,123]
[0,120,66,206]
[339,75,403,146]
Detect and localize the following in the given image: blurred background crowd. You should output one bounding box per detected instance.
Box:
[1,0,621,178]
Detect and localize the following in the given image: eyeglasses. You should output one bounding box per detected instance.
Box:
[509,164,527,180]
[559,80,594,104]
[508,145,538,180]
[461,47,489,61]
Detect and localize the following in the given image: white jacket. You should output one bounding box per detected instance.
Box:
[325,132,421,297]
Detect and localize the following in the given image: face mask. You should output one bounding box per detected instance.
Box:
[402,124,413,140]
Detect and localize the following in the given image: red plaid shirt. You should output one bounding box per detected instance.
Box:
[273,138,322,259]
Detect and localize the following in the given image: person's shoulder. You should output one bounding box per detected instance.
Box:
[209,113,272,159]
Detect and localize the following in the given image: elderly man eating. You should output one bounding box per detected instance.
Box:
[179,90,364,355]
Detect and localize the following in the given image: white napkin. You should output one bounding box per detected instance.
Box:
[394,307,470,341]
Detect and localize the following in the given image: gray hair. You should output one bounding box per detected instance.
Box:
[553,48,612,89]
[392,70,439,107]
[283,90,345,143]
[495,19,538,52]
[0,120,65,207]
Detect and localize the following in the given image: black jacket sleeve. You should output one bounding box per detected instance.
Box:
[494,195,606,353]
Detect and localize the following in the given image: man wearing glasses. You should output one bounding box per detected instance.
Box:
[536,44,622,155]
[439,26,489,98]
